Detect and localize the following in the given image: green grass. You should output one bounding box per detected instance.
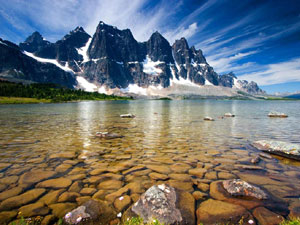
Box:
[280,218,300,225]
[0,97,51,104]
[124,217,164,225]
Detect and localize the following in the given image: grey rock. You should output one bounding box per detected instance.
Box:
[132,184,182,224]
[253,140,300,161]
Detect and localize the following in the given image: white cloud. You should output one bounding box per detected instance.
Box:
[164,22,199,44]
[238,58,300,86]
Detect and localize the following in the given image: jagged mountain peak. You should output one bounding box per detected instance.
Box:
[25,31,44,42]
[61,26,90,42]
[73,26,86,33]
[19,31,51,54]
[147,30,173,63]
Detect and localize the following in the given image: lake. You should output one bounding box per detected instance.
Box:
[0,100,300,224]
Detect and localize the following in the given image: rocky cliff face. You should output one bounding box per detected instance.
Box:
[19,27,91,72]
[0,38,76,88]
[5,21,264,95]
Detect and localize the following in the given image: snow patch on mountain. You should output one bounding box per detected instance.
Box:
[120,84,164,96]
[76,76,98,92]
[143,55,163,75]
[170,66,198,87]
[77,38,92,63]
[0,40,7,46]
[24,51,74,72]
[233,78,242,89]
[205,79,213,85]
[121,84,148,95]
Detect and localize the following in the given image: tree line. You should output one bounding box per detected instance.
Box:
[0,80,132,102]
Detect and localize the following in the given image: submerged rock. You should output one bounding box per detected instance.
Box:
[36,177,72,189]
[222,179,268,200]
[252,140,300,161]
[196,199,254,225]
[268,112,288,118]
[120,114,135,118]
[95,132,124,139]
[18,202,49,218]
[0,188,46,210]
[19,170,57,185]
[253,207,284,225]
[0,211,17,224]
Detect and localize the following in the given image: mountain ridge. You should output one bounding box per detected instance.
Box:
[0,21,265,97]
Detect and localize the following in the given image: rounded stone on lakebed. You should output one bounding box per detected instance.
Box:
[19,170,57,185]
[36,178,72,189]
[98,180,123,190]
[192,191,208,200]
[0,186,24,201]
[188,168,207,178]
[0,188,46,211]
[69,181,83,192]
[196,199,252,225]
[39,189,65,205]
[0,175,19,184]
[168,173,192,181]
[146,165,171,174]
[197,183,210,192]
[58,192,80,202]
[0,211,17,224]
[169,163,191,173]
[18,202,49,218]
[49,203,77,218]
[253,207,284,225]
[149,172,168,180]
[114,195,131,212]
[80,187,97,196]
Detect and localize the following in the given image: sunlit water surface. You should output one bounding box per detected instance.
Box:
[0,100,300,223]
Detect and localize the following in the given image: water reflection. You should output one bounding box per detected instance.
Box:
[0,100,299,223]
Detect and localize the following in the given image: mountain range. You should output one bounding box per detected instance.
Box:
[0,21,265,97]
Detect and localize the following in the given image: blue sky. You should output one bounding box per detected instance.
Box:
[1,0,300,93]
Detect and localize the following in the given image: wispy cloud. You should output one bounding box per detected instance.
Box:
[164,22,200,44]
[238,57,300,86]
[207,51,258,73]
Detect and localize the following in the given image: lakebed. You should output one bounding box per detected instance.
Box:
[0,100,299,224]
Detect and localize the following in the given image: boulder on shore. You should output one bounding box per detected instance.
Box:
[252,140,300,161]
